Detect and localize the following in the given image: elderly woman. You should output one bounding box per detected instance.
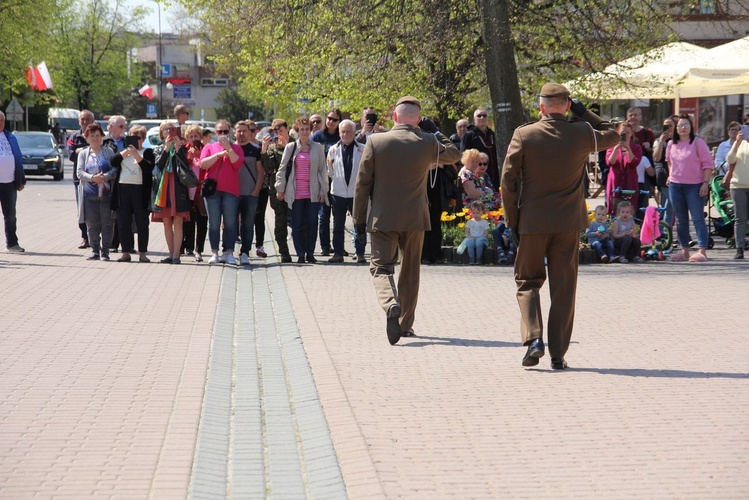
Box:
[153,121,192,264]
[666,114,714,262]
[276,117,328,263]
[76,123,117,260]
[110,125,153,262]
[200,119,243,265]
[458,149,500,210]
[180,124,209,261]
[606,121,642,215]
[725,132,749,259]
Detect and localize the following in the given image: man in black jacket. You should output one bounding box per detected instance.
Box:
[461,109,498,188]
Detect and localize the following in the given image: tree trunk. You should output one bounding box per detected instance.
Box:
[476,0,524,171]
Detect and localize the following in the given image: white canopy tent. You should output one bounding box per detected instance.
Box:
[567,36,749,109]
[566,42,709,100]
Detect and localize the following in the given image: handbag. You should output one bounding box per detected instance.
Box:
[201,178,217,198]
[174,151,199,188]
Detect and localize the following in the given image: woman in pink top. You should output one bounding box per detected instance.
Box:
[199,120,244,265]
[275,117,327,263]
[665,114,714,262]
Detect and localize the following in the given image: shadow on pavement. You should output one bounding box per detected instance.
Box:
[401,335,521,348]
[560,367,749,379]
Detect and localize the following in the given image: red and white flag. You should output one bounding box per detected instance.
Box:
[138,84,154,100]
[24,61,53,91]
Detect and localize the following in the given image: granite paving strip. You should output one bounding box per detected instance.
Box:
[189,253,346,499]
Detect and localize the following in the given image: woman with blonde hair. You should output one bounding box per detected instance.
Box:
[152,121,192,264]
[458,148,499,209]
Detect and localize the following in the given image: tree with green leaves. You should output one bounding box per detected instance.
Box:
[179,0,671,150]
[0,0,58,102]
[54,0,147,112]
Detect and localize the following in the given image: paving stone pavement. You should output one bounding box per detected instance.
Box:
[1,163,748,498]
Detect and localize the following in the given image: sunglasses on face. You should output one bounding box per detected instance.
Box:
[677,124,690,128]
[478,162,488,166]
[476,114,488,118]
[327,116,340,122]
[311,120,322,125]
[216,130,231,135]
[249,128,256,132]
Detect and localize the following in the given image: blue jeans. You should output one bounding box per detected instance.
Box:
[292,199,320,258]
[332,195,366,256]
[318,192,332,252]
[590,239,614,259]
[0,182,19,247]
[669,182,708,249]
[204,191,240,253]
[238,194,259,255]
[465,236,488,261]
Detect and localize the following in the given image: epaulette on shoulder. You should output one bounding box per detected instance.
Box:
[517,121,536,129]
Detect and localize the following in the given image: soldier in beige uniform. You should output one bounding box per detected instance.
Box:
[353,96,460,345]
[501,83,619,369]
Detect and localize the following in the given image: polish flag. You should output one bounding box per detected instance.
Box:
[24,62,53,91]
[138,84,154,99]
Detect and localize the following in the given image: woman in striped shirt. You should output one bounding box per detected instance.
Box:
[275,117,328,263]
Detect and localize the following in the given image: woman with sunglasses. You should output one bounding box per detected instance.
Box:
[458,149,499,210]
[312,108,342,256]
[665,114,714,262]
[152,121,193,264]
[200,119,244,265]
[110,125,153,262]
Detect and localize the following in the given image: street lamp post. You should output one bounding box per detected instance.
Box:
[157,1,163,118]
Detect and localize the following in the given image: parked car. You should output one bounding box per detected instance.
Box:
[13,131,65,181]
[129,119,165,132]
[142,126,163,149]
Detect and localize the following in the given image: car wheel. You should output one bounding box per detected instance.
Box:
[53,167,64,181]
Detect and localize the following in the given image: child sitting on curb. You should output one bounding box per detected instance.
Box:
[611,200,644,263]
[586,205,616,263]
[457,200,490,265]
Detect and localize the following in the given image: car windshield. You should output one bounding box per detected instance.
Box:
[15,134,56,150]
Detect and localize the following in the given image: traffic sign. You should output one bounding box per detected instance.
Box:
[146,104,157,118]
[6,97,23,121]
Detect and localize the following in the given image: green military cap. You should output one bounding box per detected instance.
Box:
[539,83,570,99]
[395,95,421,109]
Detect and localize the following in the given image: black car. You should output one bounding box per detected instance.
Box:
[14,131,65,181]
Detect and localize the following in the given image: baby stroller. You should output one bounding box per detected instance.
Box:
[708,175,748,249]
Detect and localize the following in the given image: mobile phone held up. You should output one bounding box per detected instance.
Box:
[124,135,140,149]
[619,132,627,142]
[268,131,277,142]
[366,113,378,126]
[742,124,749,140]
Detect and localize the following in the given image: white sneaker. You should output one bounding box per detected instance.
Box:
[218,253,227,263]
[208,254,221,265]
[239,253,250,265]
[225,253,237,265]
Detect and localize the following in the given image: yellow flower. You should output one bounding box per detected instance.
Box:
[456,212,465,218]
[481,214,488,219]
[457,222,465,228]
[440,213,450,222]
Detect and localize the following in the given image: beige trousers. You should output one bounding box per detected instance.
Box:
[513,231,579,359]
[369,230,424,333]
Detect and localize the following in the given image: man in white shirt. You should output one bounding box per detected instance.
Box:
[0,111,26,252]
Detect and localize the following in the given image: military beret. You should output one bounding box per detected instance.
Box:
[395,95,421,109]
[271,119,287,129]
[539,83,570,99]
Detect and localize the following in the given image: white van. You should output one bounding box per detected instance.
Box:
[48,108,80,133]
